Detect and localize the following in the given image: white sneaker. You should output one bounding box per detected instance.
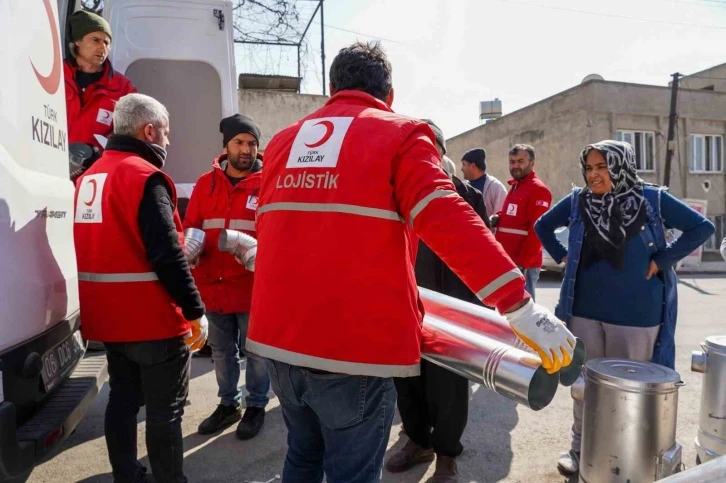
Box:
[557,450,580,476]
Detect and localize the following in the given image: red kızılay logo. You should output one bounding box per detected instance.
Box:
[286,117,354,169]
[30,0,62,95]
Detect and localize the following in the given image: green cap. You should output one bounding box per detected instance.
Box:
[69,10,112,42]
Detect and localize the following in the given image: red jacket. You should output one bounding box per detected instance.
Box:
[495,171,552,269]
[74,150,190,342]
[247,90,527,378]
[183,154,261,314]
[64,60,136,151]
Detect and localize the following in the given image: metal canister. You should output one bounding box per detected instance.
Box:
[691,335,726,464]
[580,359,683,483]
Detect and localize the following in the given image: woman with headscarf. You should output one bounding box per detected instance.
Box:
[534,140,714,477]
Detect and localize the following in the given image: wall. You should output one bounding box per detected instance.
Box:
[679,63,726,93]
[447,83,596,203]
[238,90,328,149]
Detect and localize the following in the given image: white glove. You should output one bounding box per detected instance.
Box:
[504,300,576,374]
[184,314,209,352]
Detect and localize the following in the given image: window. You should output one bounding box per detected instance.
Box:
[616,130,655,172]
[690,135,723,173]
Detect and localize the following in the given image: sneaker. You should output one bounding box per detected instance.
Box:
[198,404,241,435]
[557,450,580,476]
[432,454,458,483]
[384,440,435,473]
[236,407,265,440]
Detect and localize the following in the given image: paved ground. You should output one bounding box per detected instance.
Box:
[18,274,726,483]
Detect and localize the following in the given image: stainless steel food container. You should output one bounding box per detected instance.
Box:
[580,359,683,483]
[691,335,726,465]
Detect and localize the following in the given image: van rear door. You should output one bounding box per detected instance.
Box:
[104,0,237,201]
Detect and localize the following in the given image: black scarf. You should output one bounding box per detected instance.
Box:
[106,134,167,169]
[579,140,648,270]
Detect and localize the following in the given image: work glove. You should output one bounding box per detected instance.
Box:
[234,247,256,272]
[184,314,209,352]
[504,299,576,374]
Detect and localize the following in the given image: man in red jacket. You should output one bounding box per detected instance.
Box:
[74,93,207,483]
[247,42,576,482]
[492,144,552,301]
[65,11,136,159]
[184,114,270,440]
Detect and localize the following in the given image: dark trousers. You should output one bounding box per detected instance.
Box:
[268,360,397,483]
[104,336,191,483]
[394,359,469,458]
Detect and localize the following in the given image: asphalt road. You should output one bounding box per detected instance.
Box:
[19,274,726,483]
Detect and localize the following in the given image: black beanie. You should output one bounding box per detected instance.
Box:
[421,119,446,154]
[462,148,487,171]
[220,114,261,147]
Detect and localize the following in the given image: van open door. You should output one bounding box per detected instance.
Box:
[104,0,238,207]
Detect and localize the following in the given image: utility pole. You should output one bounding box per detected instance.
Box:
[320,0,326,96]
[663,73,680,188]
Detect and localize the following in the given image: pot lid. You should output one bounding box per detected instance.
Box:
[584,358,681,392]
[705,336,726,355]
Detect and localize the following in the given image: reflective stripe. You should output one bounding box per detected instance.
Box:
[78,271,159,283]
[409,190,455,225]
[246,339,420,378]
[229,219,256,231]
[257,202,403,222]
[202,218,226,230]
[498,227,528,236]
[476,268,523,300]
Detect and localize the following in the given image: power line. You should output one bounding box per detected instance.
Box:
[324,24,410,45]
[494,0,726,31]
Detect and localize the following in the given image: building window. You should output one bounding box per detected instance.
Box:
[690,134,723,173]
[616,130,655,172]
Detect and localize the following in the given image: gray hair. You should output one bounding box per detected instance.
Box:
[113,93,169,136]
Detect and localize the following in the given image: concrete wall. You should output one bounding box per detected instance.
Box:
[447,83,596,204]
[680,63,726,93]
[447,80,726,215]
[238,90,328,149]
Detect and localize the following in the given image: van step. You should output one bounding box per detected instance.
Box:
[16,353,107,461]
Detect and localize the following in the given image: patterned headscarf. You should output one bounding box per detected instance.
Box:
[578,140,647,269]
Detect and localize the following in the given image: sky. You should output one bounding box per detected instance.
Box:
[235,0,726,140]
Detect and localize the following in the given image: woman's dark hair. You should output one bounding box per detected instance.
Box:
[329,41,392,101]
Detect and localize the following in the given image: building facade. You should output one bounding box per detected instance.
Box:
[446,64,726,252]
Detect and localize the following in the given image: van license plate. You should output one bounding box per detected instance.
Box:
[41,331,85,392]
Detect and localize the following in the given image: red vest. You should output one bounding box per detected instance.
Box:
[183,155,261,314]
[64,60,136,151]
[247,91,527,378]
[74,150,190,342]
[495,171,552,268]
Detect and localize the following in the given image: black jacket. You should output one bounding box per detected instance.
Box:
[415,175,491,305]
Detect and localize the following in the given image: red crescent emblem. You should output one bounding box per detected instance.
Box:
[304,120,335,148]
[30,0,62,95]
[84,179,98,206]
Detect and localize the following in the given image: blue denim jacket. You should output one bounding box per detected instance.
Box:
[550,186,679,369]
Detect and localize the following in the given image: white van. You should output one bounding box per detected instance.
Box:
[0,0,236,478]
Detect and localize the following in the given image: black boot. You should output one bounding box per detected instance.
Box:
[236,407,265,440]
[198,404,241,435]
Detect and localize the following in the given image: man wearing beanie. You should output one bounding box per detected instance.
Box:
[460,147,507,215]
[183,114,270,440]
[64,10,136,154]
[421,119,457,176]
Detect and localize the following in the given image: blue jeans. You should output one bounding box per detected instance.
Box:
[268,360,397,483]
[206,312,270,408]
[523,267,541,301]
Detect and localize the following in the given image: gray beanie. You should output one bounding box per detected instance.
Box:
[421,119,446,154]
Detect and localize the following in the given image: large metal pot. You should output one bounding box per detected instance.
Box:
[691,335,726,465]
[580,359,683,483]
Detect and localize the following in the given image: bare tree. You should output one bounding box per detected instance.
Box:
[232,0,303,44]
